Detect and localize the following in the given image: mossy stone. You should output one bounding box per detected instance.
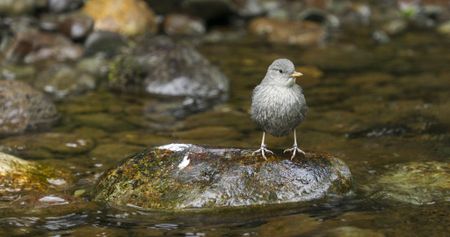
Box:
[94,144,352,210]
[0,152,71,195]
[363,161,450,205]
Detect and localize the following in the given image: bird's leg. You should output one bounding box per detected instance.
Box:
[283,129,306,160]
[252,132,274,160]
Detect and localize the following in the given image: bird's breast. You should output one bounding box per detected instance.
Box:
[253,85,305,109]
[251,85,307,136]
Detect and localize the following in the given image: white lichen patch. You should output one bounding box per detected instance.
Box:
[158,143,190,152]
[177,154,190,170]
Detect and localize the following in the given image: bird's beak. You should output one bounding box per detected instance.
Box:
[290,71,303,79]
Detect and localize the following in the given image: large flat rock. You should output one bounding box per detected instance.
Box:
[94,144,352,210]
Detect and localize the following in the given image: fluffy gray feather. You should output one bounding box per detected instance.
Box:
[251,58,307,137]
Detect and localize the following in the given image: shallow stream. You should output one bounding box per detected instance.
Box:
[1,29,449,236]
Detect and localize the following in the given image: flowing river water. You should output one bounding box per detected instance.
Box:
[0,29,449,236]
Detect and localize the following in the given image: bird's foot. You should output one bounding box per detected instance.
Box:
[283,145,306,160]
[252,144,274,160]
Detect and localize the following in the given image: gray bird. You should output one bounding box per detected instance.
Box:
[251,58,307,160]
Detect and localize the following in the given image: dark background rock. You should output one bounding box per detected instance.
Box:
[48,0,84,13]
[84,31,127,57]
[58,13,94,41]
[0,80,59,137]
[4,30,83,64]
[108,36,229,100]
[0,0,47,16]
[182,0,234,22]
[145,0,184,14]
[94,144,352,209]
[39,13,94,41]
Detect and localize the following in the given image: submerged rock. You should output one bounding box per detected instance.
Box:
[0,132,95,159]
[363,161,449,205]
[35,63,96,100]
[438,20,450,35]
[0,80,59,137]
[83,0,157,36]
[94,144,352,210]
[0,152,70,195]
[346,124,411,138]
[109,36,229,101]
[319,226,385,237]
[258,214,320,236]
[182,0,265,19]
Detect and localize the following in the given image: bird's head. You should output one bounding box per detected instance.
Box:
[264,58,303,87]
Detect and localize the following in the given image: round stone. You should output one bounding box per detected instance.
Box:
[94,144,352,210]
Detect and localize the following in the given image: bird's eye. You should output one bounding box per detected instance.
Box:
[278,70,283,73]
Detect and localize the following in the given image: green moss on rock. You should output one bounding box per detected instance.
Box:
[0,152,71,194]
[94,144,352,210]
[363,161,450,205]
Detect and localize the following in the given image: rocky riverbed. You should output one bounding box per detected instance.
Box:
[0,0,449,236]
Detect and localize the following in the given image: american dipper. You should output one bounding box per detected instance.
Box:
[251,58,307,160]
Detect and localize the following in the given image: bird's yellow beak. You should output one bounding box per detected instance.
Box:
[290,71,303,78]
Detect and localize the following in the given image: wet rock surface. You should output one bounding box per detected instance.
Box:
[109,36,229,101]
[0,80,59,137]
[363,161,449,205]
[94,144,352,209]
[0,152,70,195]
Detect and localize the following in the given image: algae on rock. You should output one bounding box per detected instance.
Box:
[363,161,450,205]
[94,144,352,210]
[0,152,70,195]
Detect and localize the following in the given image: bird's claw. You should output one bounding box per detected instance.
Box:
[252,144,274,160]
[283,145,306,160]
